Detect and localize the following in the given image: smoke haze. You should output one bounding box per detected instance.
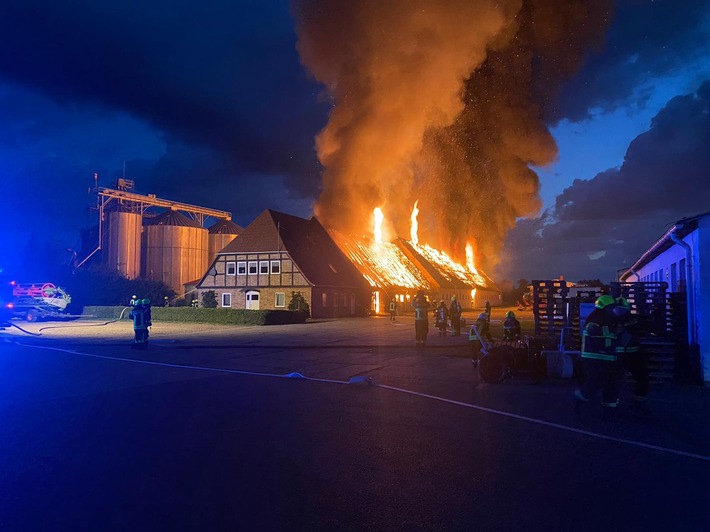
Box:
[294,0,612,271]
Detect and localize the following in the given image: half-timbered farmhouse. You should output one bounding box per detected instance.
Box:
[196,210,370,318]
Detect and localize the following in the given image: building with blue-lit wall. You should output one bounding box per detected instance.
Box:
[620,211,709,385]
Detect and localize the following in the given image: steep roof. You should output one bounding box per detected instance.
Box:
[329,230,434,291]
[397,239,499,292]
[220,210,368,289]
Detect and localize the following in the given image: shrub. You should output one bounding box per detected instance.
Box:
[80,306,307,325]
[202,290,217,308]
[287,291,310,317]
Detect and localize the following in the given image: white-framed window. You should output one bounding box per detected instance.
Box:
[226,262,236,276]
[221,293,232,307]
[248,261,258,274]
[259,261,269,274]
[270,260,281,274]
[275,292,286,308]
[237,261,246,275]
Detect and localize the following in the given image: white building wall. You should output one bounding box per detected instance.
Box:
[696,218,709,383]
[633,227,708,383]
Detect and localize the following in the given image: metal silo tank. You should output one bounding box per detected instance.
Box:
[142,210,208,296]
[208,219,242,265]
[107,210,142,279]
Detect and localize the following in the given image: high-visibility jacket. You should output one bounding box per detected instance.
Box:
[469,318,492,343]
[411,297,430,321]
[581,307,617,361]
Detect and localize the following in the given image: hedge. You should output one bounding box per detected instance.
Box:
[81,306,308,325]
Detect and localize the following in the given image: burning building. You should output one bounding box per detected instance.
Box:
[330,205,501,314]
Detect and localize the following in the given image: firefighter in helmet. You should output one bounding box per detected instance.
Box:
[469,312,492,367]
[574,295,623,414]
[129,298,152,346]
[449,295,462,336]
[411,290,430,346]
[502,310,521,341]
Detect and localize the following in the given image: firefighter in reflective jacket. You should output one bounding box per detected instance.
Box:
[575,295,624,412]
[411,290,430,346]
[469,312,492,367]
[129,298,152,345]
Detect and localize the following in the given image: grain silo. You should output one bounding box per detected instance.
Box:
[142,210,208,295]
[207,219,243,265]
[106,207,142,279]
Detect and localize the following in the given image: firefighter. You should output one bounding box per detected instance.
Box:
[389,297,398,321]
[469,312,492,367]
[435,300,449,336]
[129,298,152,346]
[614,297,651,417]
[449,295,462,336]
[574,295,623,415]
[502,310,521,341]
[411,290,430,346]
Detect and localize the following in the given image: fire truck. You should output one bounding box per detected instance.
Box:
[10,282,72,322]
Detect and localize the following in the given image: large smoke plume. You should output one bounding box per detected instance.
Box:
[293,0,612,271]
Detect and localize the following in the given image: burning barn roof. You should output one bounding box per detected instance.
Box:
[329,230,433,292]
[398,239,496,291]
[328,203,498,295]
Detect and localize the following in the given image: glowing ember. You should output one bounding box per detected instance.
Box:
[410,200,419,246]
[465,242,479,274]
[373,207,384,244]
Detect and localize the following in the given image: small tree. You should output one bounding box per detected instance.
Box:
[202,290,218,308]
[288,291,310,317]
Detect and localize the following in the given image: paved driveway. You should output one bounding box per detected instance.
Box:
[1,317,709,531]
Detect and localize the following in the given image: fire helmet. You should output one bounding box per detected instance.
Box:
[595,295,616,309]
[612,297,631,318]
[506,311,515,318]
[478,312,488,320]
[451,295,457,301]
[142,298,151,305]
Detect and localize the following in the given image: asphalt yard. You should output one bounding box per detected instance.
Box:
[1,315,709,531]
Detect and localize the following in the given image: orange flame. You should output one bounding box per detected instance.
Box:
[373,207,384,244]
[465,242,479,274]
[410,200,419,246]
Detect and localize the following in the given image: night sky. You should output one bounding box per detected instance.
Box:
[1,0,709,284]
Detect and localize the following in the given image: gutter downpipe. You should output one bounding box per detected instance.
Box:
[670,229,696,346]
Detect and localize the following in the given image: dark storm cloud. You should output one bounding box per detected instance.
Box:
[0,0,326,198]
[496,80,710,282]
[553,0,710,122]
